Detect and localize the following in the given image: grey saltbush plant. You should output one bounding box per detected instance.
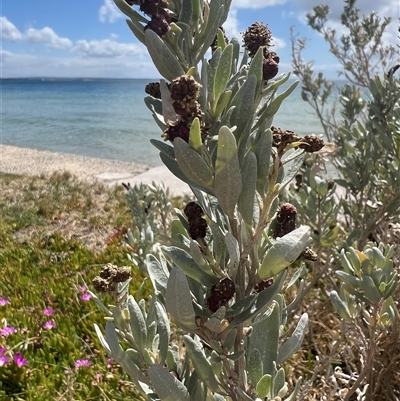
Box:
[89,0,319,399]
[291,0,400,247]
[287,0,399,399]
[87,0,393,400]
[123,182,174,271]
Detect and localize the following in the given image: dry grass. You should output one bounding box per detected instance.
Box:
[0,171,130,251]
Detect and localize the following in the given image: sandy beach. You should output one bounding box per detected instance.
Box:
[0,144,192,196]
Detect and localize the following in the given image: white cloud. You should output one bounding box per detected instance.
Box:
[25,27,73,49]
[99,0,123,23]
[223,9,240,39]
[231,0,287,8]
[272,36,286,50]
[1,16,23,41]
[1,50,159,78]
[73,39,144,58]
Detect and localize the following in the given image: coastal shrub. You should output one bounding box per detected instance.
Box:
[287,0,400,398]
[89,0,326,400]
[86,1,399,401]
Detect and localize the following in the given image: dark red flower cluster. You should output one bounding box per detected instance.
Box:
[207,278,236,312]
[273,203,297,238]
[125,0,171,36]
[164,75,206,143]
[271,126,325,156]
[184,201,207,240]
[242,22,280,81]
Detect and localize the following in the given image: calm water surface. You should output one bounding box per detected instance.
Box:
[2,78,325,167]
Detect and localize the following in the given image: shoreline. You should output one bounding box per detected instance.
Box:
[0,144,191,196]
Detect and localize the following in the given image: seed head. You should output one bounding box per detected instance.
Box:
[242,22,273,58]
[267,51,280,63]
[140,0,168,16]
[271,126,301,154]
[173,99,202,120]
[184,202,208,239]
[274,203,297,238]
[145,14,170,36]
[263,57,279,81]
[254,278,274,293]
[298,135,325,153]
[170,75,201,102]
[299,247,318,262]
[93,277,113,293]
[164,120,190,142]
[145,82,161,99]
[207,278,236,312]
[184,202,204,220]
[93,264,131,293]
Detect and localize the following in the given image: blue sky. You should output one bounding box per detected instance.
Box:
[1,0,398,78]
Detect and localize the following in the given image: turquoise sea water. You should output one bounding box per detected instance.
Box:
[1,78,324,167]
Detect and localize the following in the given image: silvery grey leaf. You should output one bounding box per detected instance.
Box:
[94,324,111,355]
[214,44,234,104]
[227,271,286,326]
[165,267,198,331]
[146,254,169,295]
[155,301,170,365]
[145,29,185,81]
[238,151,257,224]
[258,226,310,280]
[214,126,242,218]
[249,302,281,376]
[160,152,214,195]
[174,137,214,188]
[256,80,299,127]
[194,2,224,63]
[160,79,179,125]
[230,75,257,141]
[126,19,145,44]
[277,313,308,365]
[162,245,218,287]
[183,335,221,391]
[280,153,305,191]
[105,321,125,360]
[247,348,263,387]
[148,364,190,401]
[127,295,147,351]
[273,367,286,397]
[225,232,240,270]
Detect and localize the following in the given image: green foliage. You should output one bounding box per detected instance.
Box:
[0,173,147,400]
[290,0,400,399]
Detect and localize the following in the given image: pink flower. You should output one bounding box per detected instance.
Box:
[0,348,6,356]
[43,320,56,330]
[0,355,10,367]
[43,309,54,316]
[77,285,87,292]
[14,353,28,367]
[0,326,17,337]
[75,359,92,369]
[0,298,10,306]
[81,293,92,302]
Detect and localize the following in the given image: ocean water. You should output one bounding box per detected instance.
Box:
[1,78,324,167]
